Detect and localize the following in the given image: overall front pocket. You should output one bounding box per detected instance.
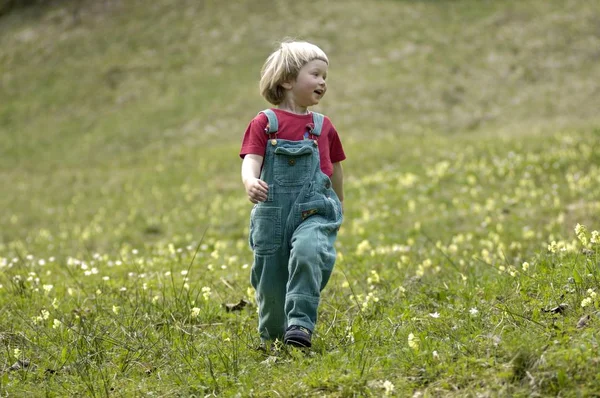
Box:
[273,146,313,186]
[297,199,329,224]
[249,206,283,255]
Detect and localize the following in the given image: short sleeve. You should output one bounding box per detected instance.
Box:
[239,113,269,159]
[328,121,346,163]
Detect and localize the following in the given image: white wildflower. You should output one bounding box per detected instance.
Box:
[383,380,395,395]
[202,286,212,301]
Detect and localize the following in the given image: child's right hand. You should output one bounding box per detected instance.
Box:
[244,178,269,204]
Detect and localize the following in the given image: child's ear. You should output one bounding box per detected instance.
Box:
[281,81,293,90]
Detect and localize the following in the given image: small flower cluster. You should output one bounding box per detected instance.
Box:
[366,270,380,285]
[31,307,64,330]
[345,325,355,344]
[202,286,212,301]
[575,223,589,246]
[351,291,380,310]
[32,309,50,325]
[355,240,373,256]
[575,223,599,247]
[592,231,600,245]
[581,289,597,308]
[408,333,419,350]
[383,380,395,395]
[547,239,577,254]
[497,264,518,277]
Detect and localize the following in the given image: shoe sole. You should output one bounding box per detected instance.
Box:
[284,337,311,348]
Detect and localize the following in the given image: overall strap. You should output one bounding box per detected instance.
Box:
[311,112,324,136]
[259,109,279,134]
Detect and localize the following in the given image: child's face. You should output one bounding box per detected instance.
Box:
[285,59,328,107]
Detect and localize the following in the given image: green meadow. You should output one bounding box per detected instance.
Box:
[1,0,600,395]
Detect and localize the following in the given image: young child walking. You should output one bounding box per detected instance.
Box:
[240,40,346,348]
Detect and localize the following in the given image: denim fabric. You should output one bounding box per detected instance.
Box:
[249,135,343,341]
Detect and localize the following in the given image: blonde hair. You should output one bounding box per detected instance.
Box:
[259,40,329,105]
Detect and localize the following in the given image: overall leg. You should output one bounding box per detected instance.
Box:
[285,218,338,331]
[251,250,290,341]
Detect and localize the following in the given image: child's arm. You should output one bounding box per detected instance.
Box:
[241,154,269,203]
[331,162,344,213]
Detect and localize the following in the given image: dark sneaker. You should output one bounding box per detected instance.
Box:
[284,325,312,348]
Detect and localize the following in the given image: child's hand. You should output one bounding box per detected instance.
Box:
[244,178,269,204]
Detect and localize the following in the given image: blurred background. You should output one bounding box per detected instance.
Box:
[1,0,599,253]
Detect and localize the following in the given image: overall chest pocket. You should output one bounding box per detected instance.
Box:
[273,146,313,186]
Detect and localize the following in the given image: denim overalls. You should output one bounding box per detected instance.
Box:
[249,109,344,341]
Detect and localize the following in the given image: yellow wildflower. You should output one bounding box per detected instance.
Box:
[591,231,599,245]
[408,333,419,350]
[581,297,593,307]
[356,240,372,256]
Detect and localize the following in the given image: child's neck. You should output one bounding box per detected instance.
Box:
[277,100,309,115]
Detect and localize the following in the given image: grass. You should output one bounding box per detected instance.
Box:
[1,0,600,395]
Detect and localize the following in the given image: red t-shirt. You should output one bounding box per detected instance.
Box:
[239,109,346,177]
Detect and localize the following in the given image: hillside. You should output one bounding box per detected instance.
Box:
[1,0,599,249]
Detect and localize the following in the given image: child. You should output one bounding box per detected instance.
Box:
[240,40,345,348]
